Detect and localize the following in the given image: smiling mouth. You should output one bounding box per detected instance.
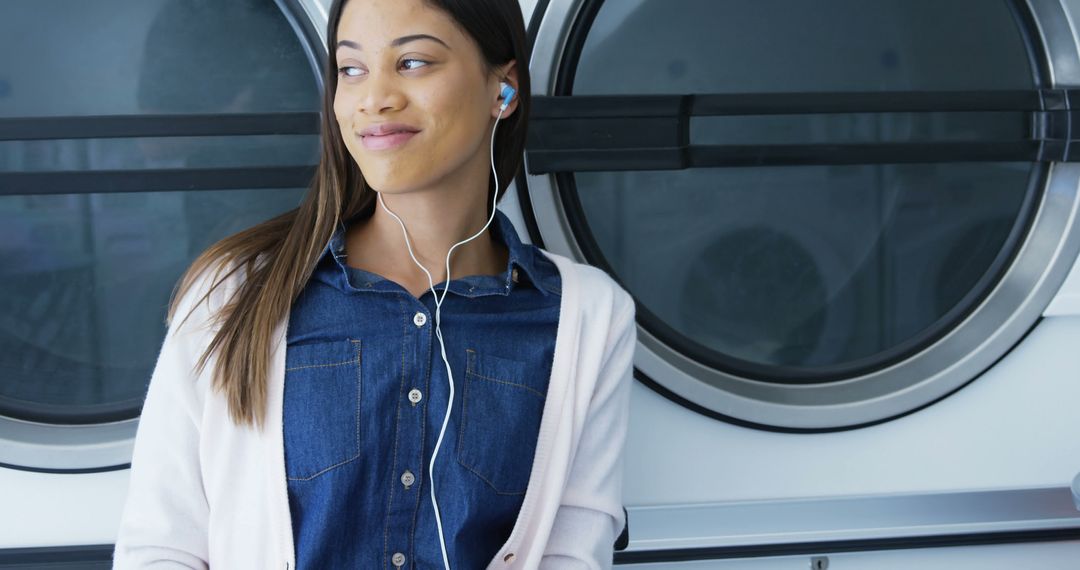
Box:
[358,130,419,150]
[363,130,416,137]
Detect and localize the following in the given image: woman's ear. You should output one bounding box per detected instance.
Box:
[493,60,519,118]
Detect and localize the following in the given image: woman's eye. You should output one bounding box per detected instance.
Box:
[337,60,428,78]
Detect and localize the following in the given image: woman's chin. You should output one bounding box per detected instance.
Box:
[363,176,417,196]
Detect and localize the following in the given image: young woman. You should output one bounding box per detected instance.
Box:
[112,0,636,568]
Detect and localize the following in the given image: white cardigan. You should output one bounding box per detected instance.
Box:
[112,247,637,569]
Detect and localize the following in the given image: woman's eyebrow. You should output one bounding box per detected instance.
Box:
[336,34,451,51]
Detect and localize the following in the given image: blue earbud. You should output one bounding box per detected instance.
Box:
[499,82,516,111]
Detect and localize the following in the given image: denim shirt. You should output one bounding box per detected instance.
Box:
[283,208,562,569]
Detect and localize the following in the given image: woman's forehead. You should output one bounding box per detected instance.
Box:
[337,0,459,50]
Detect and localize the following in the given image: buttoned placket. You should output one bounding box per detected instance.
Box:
[383,299,432,569]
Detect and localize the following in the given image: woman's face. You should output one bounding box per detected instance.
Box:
[333,0,514,195]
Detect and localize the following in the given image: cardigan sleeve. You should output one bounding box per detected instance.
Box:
[112,270,218,569]
[540,286,637,569]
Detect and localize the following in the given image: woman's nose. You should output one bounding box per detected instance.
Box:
[358,71,404,115]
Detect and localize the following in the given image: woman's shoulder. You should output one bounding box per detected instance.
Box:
[534,247,633,315]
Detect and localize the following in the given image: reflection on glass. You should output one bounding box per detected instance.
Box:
[575,0,1032,95]
[577,163,1031,372]
[0,188,304,417]
[570,0,1037,376]
[0,0,318,117]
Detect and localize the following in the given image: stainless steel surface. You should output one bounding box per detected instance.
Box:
[622,485,1080,552]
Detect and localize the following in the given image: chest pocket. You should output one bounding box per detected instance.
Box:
[283,339,362,481]
[457,348,546,495]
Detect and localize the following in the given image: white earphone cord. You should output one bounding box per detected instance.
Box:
[377,85,512,570]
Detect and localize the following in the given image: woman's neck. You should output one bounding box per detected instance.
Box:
[342,194,508,288]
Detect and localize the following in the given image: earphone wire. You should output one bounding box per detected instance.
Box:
[376,86,511,570]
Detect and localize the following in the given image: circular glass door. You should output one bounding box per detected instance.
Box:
[523,0,1080,430]
[0,0,322,470]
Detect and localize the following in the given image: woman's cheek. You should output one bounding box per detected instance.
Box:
[333,93,352,129]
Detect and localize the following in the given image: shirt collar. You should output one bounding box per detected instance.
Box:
[317,208,552,298]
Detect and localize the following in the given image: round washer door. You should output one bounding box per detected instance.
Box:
[0,0,323,471]
[522,0,1080,430]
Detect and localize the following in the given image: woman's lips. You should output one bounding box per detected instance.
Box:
[360,130,419,151]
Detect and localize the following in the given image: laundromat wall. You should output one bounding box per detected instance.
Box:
[2,0,1080,568]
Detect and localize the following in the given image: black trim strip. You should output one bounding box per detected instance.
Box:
[0,112,321,141]
[537,90,1055,117]
[0,544,113,568]
[0,166,316,195]
[525,91,1079,172]
[0,461,130,475]
[1007,0,1052,86]
[613,526,1080,564]
[534,141,1045,172]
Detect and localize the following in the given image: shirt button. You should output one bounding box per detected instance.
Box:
[511,268,519,283]
[401,470,415,489]
[503,552,515,563]
[413,311,427,327]
[391,552,406,567]
[408,389,423,405]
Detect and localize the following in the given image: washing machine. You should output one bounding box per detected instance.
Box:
[521,0,1080,567]
[0,0,324,566]
[3,0,1080,568]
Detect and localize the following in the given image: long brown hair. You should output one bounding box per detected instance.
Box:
[167,0,532,430]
